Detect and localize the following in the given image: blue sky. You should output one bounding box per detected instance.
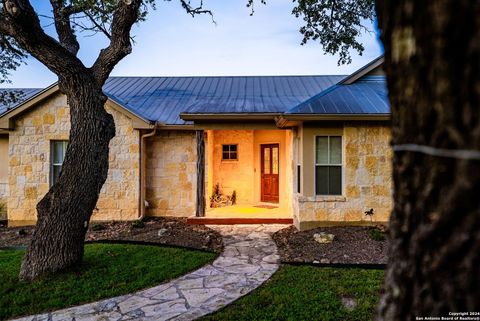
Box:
[5,0,383,88]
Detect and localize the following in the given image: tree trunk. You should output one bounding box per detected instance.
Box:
[19,74,115,281]
[376,1,480,319]
[196,130,206,217]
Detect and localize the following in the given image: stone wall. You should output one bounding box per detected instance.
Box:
[295,123,392,230]
[145,130,197,217]
[7,93,140,226]
[0,135,8,219]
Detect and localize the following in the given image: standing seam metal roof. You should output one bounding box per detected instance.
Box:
[101,75,344,124]
[0,88,43,116]
[286,75,389,115]
[4,74,394,125]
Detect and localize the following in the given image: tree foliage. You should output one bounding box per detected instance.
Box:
[0,0,211,85]
[292,0,376,65]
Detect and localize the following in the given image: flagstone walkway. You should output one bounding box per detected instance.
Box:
[13,224,287,321]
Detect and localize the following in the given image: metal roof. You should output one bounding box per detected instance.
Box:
[1,74,391,126]
[0,88,42,116]
[103,76,344,125]
[287,75,389,115]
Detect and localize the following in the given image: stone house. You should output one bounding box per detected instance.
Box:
[0,56,392,230]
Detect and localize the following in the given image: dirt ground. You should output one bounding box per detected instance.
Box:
[273,225,388,264]
[0,217,223,253]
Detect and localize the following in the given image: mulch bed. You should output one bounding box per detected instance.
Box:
[272,225,388,265]
[0,217,223,253]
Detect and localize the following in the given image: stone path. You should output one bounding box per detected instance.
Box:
[13,224,287,321]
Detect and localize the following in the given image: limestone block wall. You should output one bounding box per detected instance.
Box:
[295,123,393,230]
[7,93,140,226]
[0,135,8,219]
[145,130,197,217]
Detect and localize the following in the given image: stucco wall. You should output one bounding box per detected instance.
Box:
[295,122,392,230]
[7,93,140,226]
[145,130,197,217]
[206,129,293,211]
[211,130,255,204]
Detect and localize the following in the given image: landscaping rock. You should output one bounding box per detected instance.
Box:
[313,232,335,244]
[157,228,168,237]
[341,296,357,310]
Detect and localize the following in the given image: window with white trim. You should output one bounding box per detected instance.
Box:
[51,140,68,186]
[315,136,342,195]
[222,144,238,160]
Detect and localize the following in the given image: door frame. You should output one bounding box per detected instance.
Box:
[260,143,280,203]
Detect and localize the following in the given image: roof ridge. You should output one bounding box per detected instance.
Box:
[106,75,347,79]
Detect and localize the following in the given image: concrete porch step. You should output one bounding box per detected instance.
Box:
[186,217,293,225]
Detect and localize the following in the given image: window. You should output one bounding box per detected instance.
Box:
[51,140,68,186]
[315,136,342,195]
[222,144,238,160]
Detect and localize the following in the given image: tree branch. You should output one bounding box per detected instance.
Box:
[90,0,141,85]
[1,0,86,77]
[84,10,111,39]
[50,0,80,55]
[180,0,214,21]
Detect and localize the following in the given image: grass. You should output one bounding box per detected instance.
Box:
[0,243,216,320]
[202,265,384,321]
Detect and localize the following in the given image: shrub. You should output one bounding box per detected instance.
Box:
[0,201,6,220]
[132,220,145,229]
[368,228,386,241]
[91,224,106,231]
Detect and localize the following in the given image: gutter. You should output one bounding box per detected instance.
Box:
[180,113,282,121]
[279,113,390,121]
[138,122,160,220]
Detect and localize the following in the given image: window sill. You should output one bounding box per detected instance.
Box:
[297,195,346,202]
[221,159,238,162]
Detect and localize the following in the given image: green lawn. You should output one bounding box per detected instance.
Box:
[202,265,384,321]
[0,243,216,320]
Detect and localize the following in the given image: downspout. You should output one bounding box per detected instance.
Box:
[139,123,158,220]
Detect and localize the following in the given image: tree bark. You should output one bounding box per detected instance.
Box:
[19,74,115,281]
[0,0,142,281]
[376,1,480,319]
[196,130,206,217]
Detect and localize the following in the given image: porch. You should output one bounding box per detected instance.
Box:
[192,128,296,224]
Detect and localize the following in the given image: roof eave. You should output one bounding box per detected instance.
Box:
[281,113,391,122]
[180,113,283,121]
[0,83,59,130]
[339,55,385,85]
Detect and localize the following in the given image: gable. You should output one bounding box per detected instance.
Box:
[283,56,389,120]
[0,85,151,130]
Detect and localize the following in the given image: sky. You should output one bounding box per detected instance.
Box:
[5,0,383,88]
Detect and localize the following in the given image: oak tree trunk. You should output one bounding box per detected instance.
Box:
[19,74,115,281]
[376,1,480,319]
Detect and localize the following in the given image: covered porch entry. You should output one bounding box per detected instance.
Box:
[199,128,294,222]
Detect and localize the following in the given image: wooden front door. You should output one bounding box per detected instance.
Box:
[261,144,279,203]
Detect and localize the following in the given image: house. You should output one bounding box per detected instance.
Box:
[0,56,391,230]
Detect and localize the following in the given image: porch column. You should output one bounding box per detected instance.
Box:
[196,130,206,217]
